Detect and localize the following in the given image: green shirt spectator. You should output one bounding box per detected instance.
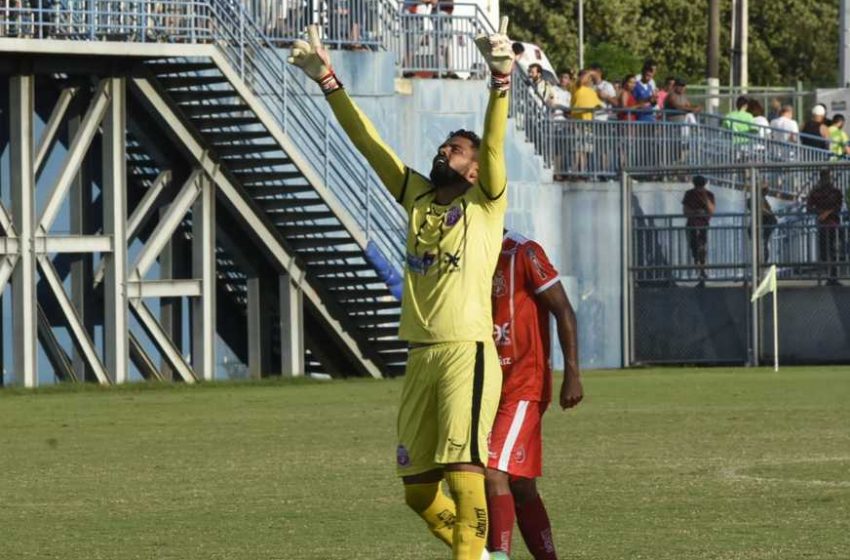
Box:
[828,114,849,158]
[722,96,755,145]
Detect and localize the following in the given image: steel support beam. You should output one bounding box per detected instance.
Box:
[130,300,197,383]
[158,214,185,381]
[93,169,171,287]
[279,274,304,377]
[39,79,110,234]
[103,77,129,383]
[36,236,112,253]
[127,279,202,299]
[10,74,38,387]
[132,168,202,280]
[38,255,110,384]
[35,86,78,176]
[68,100,96,383]
[192,174,216,381]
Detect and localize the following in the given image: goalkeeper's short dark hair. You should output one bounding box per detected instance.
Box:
[447,129,481,150]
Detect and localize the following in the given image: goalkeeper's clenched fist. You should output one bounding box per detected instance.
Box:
[287,25,342,95]
[474,16,513,91]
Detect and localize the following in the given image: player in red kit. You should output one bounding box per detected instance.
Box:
[486,231,583,560]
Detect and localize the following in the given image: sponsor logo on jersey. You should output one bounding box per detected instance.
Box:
[406,251,436,275]
[499,356,512,367]
[493,322,511,346]
[492,269,507,297]
[396,444,411,467]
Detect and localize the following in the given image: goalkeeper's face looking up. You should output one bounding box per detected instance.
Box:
[429,131,481,191]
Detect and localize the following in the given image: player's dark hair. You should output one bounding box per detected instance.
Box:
[447,129,481,150]
[693,175,707,188]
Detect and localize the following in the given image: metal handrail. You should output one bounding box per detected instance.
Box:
[205,0,407,270]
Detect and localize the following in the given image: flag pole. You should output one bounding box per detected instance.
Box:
[772,265,778,372]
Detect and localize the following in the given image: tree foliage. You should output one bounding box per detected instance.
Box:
[502,0,840,87]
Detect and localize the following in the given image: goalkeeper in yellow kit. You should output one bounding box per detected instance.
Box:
[289,19,513,560]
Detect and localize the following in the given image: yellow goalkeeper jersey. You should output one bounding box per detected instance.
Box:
[327,89,509,343]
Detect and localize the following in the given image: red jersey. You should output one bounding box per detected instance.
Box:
[491,232,560,403]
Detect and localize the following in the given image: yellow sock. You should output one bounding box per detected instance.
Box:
[444,471,488,560]
[404,482,456,547]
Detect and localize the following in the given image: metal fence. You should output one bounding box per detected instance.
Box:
[623,162,850,367]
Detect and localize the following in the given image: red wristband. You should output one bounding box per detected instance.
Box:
[318,72,343,95]
[490,72,511,92]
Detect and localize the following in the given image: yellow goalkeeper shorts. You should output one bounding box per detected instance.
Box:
[395,340,502,477]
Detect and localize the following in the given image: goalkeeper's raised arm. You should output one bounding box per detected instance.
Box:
[287,25,406,201]
[474,16,513,202]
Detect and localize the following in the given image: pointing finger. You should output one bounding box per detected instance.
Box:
[498,16,509,35]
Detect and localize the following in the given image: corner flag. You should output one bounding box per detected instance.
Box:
[751,265,777,302]
[751,265,779,371]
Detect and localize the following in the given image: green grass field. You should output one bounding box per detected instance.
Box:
[1,367,849,559]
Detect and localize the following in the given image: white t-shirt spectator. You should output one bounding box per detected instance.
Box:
[550,86,571,121]
[770,116,799,143]
[753,115,770,138]
[594,80,617,121]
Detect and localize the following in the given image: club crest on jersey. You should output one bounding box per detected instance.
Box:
[396,444,411,467]
[444,206,463,227]
[493,322,511,346]
[527,247,550,280]
[513,445,526,464]
[492,269,507,297]
[406,251,436,275]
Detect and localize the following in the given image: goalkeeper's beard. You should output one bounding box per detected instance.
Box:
[430,156,472,190]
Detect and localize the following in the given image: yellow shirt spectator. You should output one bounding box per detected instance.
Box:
[571,85,602,120]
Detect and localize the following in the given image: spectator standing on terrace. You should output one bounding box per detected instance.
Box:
[656,76,675,115]
[528,63,554,106]
[571,70,602,175]
[589,63,616,121]
[550,72,573,120]
[749,100,770,134]
[682,175,716,284]
[806,171,843,284]
[722,96,754,135]
[801,105,830,151]
[664,78,701,122]
[665,78,700,164]
[770,105,799,144]
[633,62,658,122]
[633,58,658,92]
[617,75,638,121]
[768,98,783,122]
[828,114,850,158]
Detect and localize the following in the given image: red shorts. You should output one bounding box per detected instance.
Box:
[487,400,546,479]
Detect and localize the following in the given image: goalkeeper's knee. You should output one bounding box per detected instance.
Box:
[404,482,456,547]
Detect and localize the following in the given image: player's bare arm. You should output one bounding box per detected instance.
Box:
[537,282,583,410]
[287,25,406,200]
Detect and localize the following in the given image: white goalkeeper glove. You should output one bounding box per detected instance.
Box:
[287,25,342,94]
[474,16,513,91]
